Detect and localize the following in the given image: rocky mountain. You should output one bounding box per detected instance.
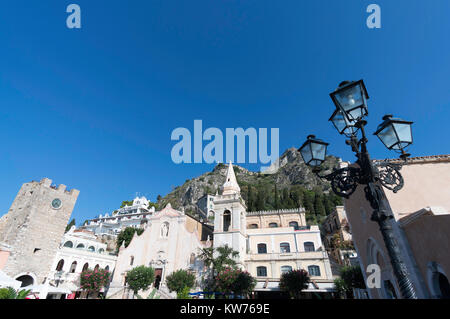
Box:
[157,148,342,217]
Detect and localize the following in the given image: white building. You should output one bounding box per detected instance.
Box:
[44,227,117,299]
[81,196,154,237]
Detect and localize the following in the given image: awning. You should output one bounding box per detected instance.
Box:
[0,270,21,290]
[27,284,72,295]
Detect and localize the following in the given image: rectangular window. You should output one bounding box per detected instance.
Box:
[257,266,267,277]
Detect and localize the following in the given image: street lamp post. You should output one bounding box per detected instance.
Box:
[299,80,417,299]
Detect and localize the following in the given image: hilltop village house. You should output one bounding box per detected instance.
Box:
[81,196,155,237]
[344,155,450,299]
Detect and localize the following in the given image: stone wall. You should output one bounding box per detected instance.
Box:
[0,178,79,285]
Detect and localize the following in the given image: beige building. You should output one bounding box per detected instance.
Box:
[0,178,79,287]
[212,163,335,298]
[322,206,357,267]
[344,155,450,299]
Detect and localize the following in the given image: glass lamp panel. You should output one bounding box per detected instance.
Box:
[377,124,397,149]
[300,144,313,165]
[393,122,412,144]
[347,106,365,121]
[332,110,357,135]
[331,112,346,133]
[309,159,322,167]
[311,142,327,162]
[335,84,363,113]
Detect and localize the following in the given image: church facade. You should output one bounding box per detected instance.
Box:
[107,203,213,299]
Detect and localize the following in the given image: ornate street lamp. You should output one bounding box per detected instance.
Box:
[329,108,358,137]
[330,80,369,122]
[298,135,329,168]
[300,80,417,299]
[374,114,413,160]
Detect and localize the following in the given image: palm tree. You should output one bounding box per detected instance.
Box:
[198,245,240,296]
[199,245,239,275]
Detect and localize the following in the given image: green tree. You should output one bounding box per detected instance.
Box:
[65,218,76,232]
[246,186,254,212]
[177,286,192,299]
[303,191,315,216]
[116,227,144,251]
[339,265,366,298]
[166,269,196,295]
[0,287,31,299]
[255,187,266,211]
[199,245,239,275]
[279,269,310,299]
[120,200,134,208]
[314,192,326,218]
[274,185,280,210]
[126,266,155,295]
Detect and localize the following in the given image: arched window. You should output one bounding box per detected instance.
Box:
[16,275,34,288]
[88,246,95,252]
[281,266,293,274]
[82,263,89,272]
[94,264,100,271]
[289,221,299,230]
[280,242,290,253]
[99,248,105,254]
[69,261,77,273]
[130,256,134,266]
[223,210,231,232]
[249,224,258,229]
[105,266,110,272]
[257,243,267,254]
[76,243,85,249]
[256,266,267,277]
[304,242,315,252]
[308,265,321,276]
[56,259,65,271]
[63,241,73,248]
[269,222,278,228]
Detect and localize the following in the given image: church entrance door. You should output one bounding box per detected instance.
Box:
[154,268,163,289]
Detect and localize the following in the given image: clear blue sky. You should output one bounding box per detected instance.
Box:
[0,1,449,224]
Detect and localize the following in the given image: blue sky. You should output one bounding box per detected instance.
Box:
[0,1,449,224]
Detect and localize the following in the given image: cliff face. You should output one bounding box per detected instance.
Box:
[158,148,341,215]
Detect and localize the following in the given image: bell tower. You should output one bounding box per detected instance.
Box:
[213,162,247,266]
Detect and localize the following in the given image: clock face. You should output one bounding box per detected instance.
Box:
[52,198,62,209]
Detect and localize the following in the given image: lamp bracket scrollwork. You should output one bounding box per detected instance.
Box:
[374,162,404,193]
[314,166,361,199]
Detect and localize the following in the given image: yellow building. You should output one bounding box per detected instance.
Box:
[212,163,335,298]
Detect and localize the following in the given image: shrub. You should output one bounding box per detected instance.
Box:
[126,266,155,294]
[166,269,196,294]
[80,268,110,294]
[215,267,256,297]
